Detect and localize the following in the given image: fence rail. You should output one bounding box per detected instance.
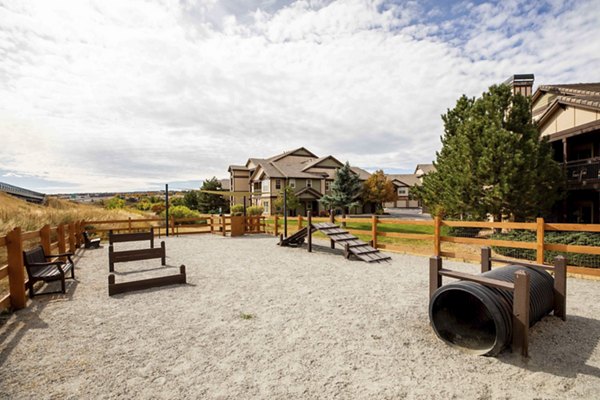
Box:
[264,215,600,278]
[3,214,600,313]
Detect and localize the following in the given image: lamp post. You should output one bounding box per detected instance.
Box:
[165,184,169,237]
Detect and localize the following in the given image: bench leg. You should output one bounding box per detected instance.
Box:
[29,281,35,298]
[61,278,66,293]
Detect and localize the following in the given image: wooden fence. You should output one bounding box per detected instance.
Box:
[0,215,266,312]
[2,214,599,313]
[0,221,86,312]
[264,215,600,278]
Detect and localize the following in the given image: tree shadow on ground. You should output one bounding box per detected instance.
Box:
[0,250,86,368]
[499,314,600,379]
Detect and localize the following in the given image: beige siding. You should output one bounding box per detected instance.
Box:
[575,108,600,125]
[540,106,600,137]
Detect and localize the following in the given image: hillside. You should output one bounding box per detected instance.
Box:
[0,192,143,236]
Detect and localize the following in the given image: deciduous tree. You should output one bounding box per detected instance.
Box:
[362,170,396,214]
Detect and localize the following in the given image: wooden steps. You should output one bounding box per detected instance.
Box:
[279,222,391,263]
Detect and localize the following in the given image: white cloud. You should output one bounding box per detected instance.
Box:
[0,0,599,193]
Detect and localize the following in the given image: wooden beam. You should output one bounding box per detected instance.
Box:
[512,270,530,357]
[481,247,491,273]
[553,256,567,321]
[536,217,545,264]
[429,256,442,299]
[108,265,186,296]
[438,269,515,291]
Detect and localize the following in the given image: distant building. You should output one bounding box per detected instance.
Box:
[228,147,373,215]
[384,164,435,209]
[0,181,45,204]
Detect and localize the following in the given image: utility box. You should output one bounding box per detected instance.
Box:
[230,216,245,237]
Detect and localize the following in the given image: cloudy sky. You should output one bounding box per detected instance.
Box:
[1,0,599,193]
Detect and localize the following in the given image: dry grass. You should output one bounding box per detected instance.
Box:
[0,193,149,301]
[0,193,143,236]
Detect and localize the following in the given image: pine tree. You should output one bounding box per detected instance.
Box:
[320,162,362,213]
[362,170,396,214]
[273,185,300,215]
[197,177,230,214]
[412,84,563,221]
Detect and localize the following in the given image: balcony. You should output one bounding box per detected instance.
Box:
[566,157,600,187]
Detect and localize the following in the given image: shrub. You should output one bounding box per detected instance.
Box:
[491,230,600,268]
[447,226,481,238]
[231,204,245,216]
[160,205,201,220]
[105,197,125,210]
[136,200,152,211]
[246,206,264,216]
[151,204,165,215]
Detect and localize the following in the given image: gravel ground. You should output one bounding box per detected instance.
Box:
[1,234,600,399]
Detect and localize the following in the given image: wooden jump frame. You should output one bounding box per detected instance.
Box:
[429,247,567,357]
[108,265,186,296]
[109,227,154,248]
[108,228,165,272]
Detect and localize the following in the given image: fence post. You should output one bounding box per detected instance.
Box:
[298,215,303,230]
[371,215,378,248]
[329,209,335,249]
[68,222,76,253]
[434,216,441,257]
[536,217,545,264]
[274,215,279,236]
[6,227,27,309]
[76,220,83,247]
[128,217,132,233]
[40,224,51,255]
[171,216,175,237]
[210,215,214,235]
[221,215,226,237]
[57,223,66,261]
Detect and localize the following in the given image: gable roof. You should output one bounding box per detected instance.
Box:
[267,147,318,162]
[532,82,600,127]
[301,155,344,171]
[414,164,435,176]
[388,174,421,186]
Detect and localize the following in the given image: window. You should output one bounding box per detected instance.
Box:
[262,179,270,193]
[398,188,408,196]
[325,181,331,191]
[263,201,269,214]
[289,179,296,188]
[275,179,281,190]
[306,179,312,188]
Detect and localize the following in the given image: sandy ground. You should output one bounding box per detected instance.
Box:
[1,234,600,399]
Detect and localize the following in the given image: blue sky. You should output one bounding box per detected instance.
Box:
[1,0,599,193]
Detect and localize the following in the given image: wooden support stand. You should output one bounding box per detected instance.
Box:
[109,228,154,248]
[429,248,568,357]
[108,265,186,296]
[109,241,166,272]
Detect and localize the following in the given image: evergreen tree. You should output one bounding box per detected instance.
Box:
[362,170,396,214]
[182,190,199,210]
[412,84,563,221]
[197,177,230,214]
[320,162,362,213]
[273,185,300,215]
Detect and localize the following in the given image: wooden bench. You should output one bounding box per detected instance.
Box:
[23,245,75,298]
[82,231,101,249]
[108,241,166,272]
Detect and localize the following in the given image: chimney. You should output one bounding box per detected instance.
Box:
[503,74,534,96]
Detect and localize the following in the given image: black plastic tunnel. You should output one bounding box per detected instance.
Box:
[429,265,555,356]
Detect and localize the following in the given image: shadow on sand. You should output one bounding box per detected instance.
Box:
[499,314,600,379]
